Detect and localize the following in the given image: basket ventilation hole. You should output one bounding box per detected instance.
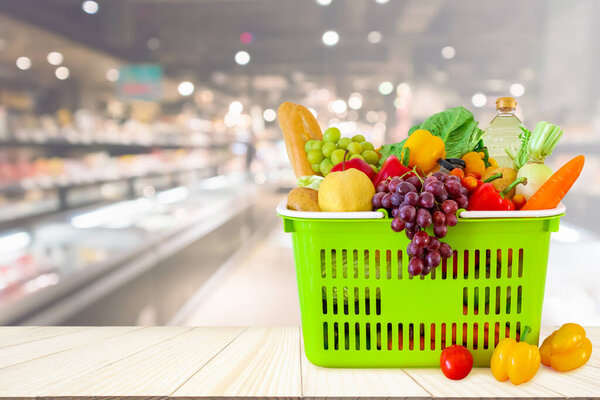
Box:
[485,249,491,279]
[506,286,512,314]
[516,322,522,341]
[463,287,468,315]
[463,250,469,279]
[333,322,339,350]
[408,323,414,350]
[375,250,381,279]
[322,286,327,314]
[353,249,359,278]
[332,287,338,315]
[483,322,489,349]
[364,250,370,278]
[494,322,500,347]
[441,258,448,280]
[506,322,511,339]
[397,250,403,279]
[419,323,426,350]
[386,250,392,279]
[343,286,349,315]
[365,323,371,350]
[462,323,468,346]
[485,287,491,315]
[342,249,348,278]
[376,323,382,350]
[473,323,478,349]
[323,322,328,350]
[474,249,480,279]
[331,249,337,279]
[344,322,350,350]
[440,323,446,349]
[474,287,479,315]
[517,285,523,314]
[387,323,393,350]
[365,288,370,315]
[518,248,524,277]
[398,323,404,350]
[495,286,501,315]
[452,250,458,279]
[355,322,360,350]
[451,323,457,345]
[354,287,360,314]
[430,323,436,350]
[320,250,326,278]
[507,248,513,278]
[497,249,503,278]
[376,287,381,315]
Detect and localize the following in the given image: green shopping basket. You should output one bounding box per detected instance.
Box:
[277,200,564,368]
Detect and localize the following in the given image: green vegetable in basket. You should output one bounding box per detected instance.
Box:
[297,175,325,190]
[379,106,484,165]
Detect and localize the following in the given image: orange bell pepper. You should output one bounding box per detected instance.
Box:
[491,327,541,385]
[540,323,592,372]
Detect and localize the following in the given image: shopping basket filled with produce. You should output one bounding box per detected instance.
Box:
[276,100,584,368]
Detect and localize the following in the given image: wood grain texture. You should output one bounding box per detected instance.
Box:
[39,327,244,397]
[173,327,301,398]
[0,327,184,397]
[300,335,431,399]
[0,326,86,348]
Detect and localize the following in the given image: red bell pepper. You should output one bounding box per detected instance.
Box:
[467,176,526,211]
[331,153,375,180]
[373,155,411,186]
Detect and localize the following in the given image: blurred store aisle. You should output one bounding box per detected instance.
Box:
[181,220,301,327]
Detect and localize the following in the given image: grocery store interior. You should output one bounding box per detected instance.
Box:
[0,0,599,327]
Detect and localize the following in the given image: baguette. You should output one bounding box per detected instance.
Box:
[278,102,323,177]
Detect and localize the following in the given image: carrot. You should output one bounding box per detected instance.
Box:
[521,155,584,210]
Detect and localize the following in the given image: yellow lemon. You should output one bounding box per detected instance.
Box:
[318,169,375,212]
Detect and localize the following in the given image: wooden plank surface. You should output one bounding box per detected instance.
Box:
[0,327,185,397]
[0,326,597,399]
[300,335,431,399]
[173,326,302,398]
[39,327,245,397]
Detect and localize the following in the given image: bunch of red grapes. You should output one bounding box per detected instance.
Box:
[372,171,469,277]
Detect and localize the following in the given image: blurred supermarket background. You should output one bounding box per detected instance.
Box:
[0,0,598,327]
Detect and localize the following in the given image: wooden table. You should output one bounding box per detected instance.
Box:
[0,326,598,399]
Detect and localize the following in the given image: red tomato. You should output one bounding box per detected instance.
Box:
[440,345,473,380]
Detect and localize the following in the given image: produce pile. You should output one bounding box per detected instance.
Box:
[279,100,591,383]
[280,101,584,278]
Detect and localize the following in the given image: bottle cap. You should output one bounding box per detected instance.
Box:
[496,97,516,110]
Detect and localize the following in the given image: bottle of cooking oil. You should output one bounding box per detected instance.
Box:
[483,97,522,168]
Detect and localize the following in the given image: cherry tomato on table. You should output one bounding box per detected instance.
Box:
[440,345,473,380]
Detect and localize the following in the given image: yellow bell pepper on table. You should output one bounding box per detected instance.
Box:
[491,327,541,385]
[401,129,446,174]
[540,323,592,372]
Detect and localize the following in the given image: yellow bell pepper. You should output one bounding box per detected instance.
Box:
[401,129,445,174]
[462,151,486,179]
[540,323,592,372]
[491,336,541,385]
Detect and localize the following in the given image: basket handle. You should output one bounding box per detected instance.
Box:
[283,218,295,233]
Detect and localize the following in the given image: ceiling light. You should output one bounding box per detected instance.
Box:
[396,82,410,96]
[55,66,70,80]
[322,30,339,46]
[348,93,363,110]
[0,231,31,255]
[316,0,332,5]
[394,97,408,110]
[106,68,119,82]
[329,99,347,114]
[82,0,99,14]
[47,52,63,65]
[235,50,250,65]
[378,81,394,95]
[178,81,195,96]
[375,0,389,4]
[263,108,276,122]
[471,93,487,108]
[147,38,161,50]
[441,46,456,59]
[16,56,31,70]
[240,32,253,44]
[366,111,378,123]
[229,101,243,114]
[510,83,525,97]
[367,31,382,44]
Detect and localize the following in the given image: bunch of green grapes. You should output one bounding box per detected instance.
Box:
[304,127,379,176]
